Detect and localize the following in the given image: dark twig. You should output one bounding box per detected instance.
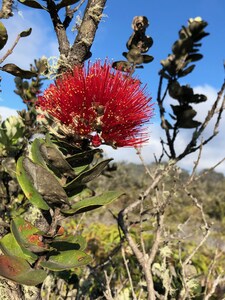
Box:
[46,0,70,58]
[157,75,176,158]
[63,0,86,29]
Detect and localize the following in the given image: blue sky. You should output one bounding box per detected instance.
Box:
[0,0,225,172]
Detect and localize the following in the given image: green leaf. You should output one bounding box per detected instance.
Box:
[19,28,32,38]
[40,250,92,271]
[40,143,74,176]
[0,21,8,50]
[51,235,86,251]
[69,187,94,203]
[0,233,37,262]
[66,148,102,168]
[0,255,47,286]
[73,165,89,175]
[16,156,50,210]
[61,191,123,215]
[2,64,37,79]
[22,157,69,205]
[18,0,47,9]
[31,138,74,177]
[64,159,112,194]
[30,138,46,167]
[56,0,80,10]
[11,217,50,254]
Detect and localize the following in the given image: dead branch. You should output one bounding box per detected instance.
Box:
[121,246,137,300]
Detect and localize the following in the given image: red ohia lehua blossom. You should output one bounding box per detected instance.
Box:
[37,61,153,148]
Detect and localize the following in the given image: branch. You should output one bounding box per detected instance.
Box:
[103,270,115,300]
[63,0,86,29]
[157,75,176,159]
[118,208,156,300]
[46,0,70,58]
[121,246,137,300]
[0,32,21,64]
[68,0,107,66]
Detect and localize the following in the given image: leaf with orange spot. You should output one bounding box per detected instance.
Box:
[11,217,50,253]
[0,233,37,262]
[40,250,91,271]
[0,255,47,286]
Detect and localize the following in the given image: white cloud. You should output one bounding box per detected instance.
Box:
[2,9,59,69]
[0,106,18,120]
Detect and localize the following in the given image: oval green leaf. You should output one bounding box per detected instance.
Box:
[64,159,112,193]
[51,235,86,251]
[40,250,92,271]
[16,156,50,210]
[22,157,69,205]
[61,191,123,215]
[11,217,49,254]
[0,233,37,262]
[66,148,102,168]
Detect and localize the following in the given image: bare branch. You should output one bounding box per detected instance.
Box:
[46,0,70,58]
[103,270,114,300]
[203,250,223,298]
[204,274,225,300]
[121,246,137,300]
[194,157,225,182]
[63,0,86,29]
[0,32,22,64]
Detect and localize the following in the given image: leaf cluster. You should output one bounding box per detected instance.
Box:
[0,133,122,286]
[112,16,154,73]
[159,17,209,130]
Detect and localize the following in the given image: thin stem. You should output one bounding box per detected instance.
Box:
[0,33,21,64]
[157,75,176,159]
[121,246,137,300]
[63,0,86,29]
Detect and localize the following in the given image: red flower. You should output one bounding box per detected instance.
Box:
[37,61,153,147]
